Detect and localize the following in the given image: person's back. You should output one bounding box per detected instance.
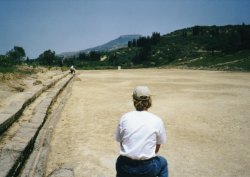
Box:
[70,65,75,74]
[117,111,165,160]
[115,86,168,177]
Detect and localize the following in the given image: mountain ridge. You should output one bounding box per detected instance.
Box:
[59,34,141,58]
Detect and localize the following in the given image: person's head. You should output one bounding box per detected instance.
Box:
[132,86,152,111]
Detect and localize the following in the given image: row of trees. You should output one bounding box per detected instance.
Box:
[0,45,103,69]
[128,32,161,48]
[127,32,161,64]
[37,50,58,66]
[0,46,27,66]
[0,47,60,67]
[62,51,102,67]
[191,24,250,53]
[78,51,101,61]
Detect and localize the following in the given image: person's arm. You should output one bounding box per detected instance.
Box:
[155,144,161,153]
[155,119,166,154]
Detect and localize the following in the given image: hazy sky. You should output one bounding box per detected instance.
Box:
[1,0,250,58]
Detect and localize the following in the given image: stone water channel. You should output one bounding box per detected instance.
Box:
[0,72,74,177]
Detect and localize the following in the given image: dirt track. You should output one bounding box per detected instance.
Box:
[46,69,250,177]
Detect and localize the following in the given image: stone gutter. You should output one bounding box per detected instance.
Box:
[0,74,74,177]
[0,72,68,136]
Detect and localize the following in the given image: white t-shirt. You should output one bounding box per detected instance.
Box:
[115,111,166,160]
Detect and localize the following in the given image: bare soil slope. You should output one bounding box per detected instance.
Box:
[46,69,250,177]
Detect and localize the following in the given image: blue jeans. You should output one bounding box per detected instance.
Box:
[116,155,168,177]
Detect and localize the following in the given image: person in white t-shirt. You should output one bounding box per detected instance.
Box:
[115,86,168,177]
[70,65,75,74]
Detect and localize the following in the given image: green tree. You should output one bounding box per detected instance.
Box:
[137,37,151,48]
[239,23,250,50]
[132,46,151,65]
[151,32,161,45]
[78,52,87,61]
[0,55,10,66]
[26,57,30,64]
[132,39,137,47]
[6,46,26,64]
[210,26,219,37]
[38,49,56,66]
[89,51,101,61]
[128,41,132,48]
[192,26,201,36]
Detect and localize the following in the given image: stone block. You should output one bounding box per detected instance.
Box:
[0,112,20,135]
[0,113,12,125]
[34,103,49,114]
[22,92,35,100]
[10,100,25,110]
[0,149,20,177]
[47,91,58,99]
[5,130,35,152]
[2,104,22,115]
[29,112,46,124]
[21,121,42,131]
[48,168,75,177]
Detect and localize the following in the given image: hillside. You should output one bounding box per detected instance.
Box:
[101,24,250,71]
[4,25,249,72]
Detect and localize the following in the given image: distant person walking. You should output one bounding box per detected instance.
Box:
[115,86,168,177]
[70,65,76,74]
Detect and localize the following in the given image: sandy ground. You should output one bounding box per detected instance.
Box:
[46,69,250,177]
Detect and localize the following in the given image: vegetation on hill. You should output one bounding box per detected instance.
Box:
[1,24,250,72]
[104,24,250,71]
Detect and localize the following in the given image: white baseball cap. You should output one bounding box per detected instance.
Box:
[133,86,151,100]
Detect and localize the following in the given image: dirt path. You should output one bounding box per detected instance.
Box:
[46,69,250,177]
